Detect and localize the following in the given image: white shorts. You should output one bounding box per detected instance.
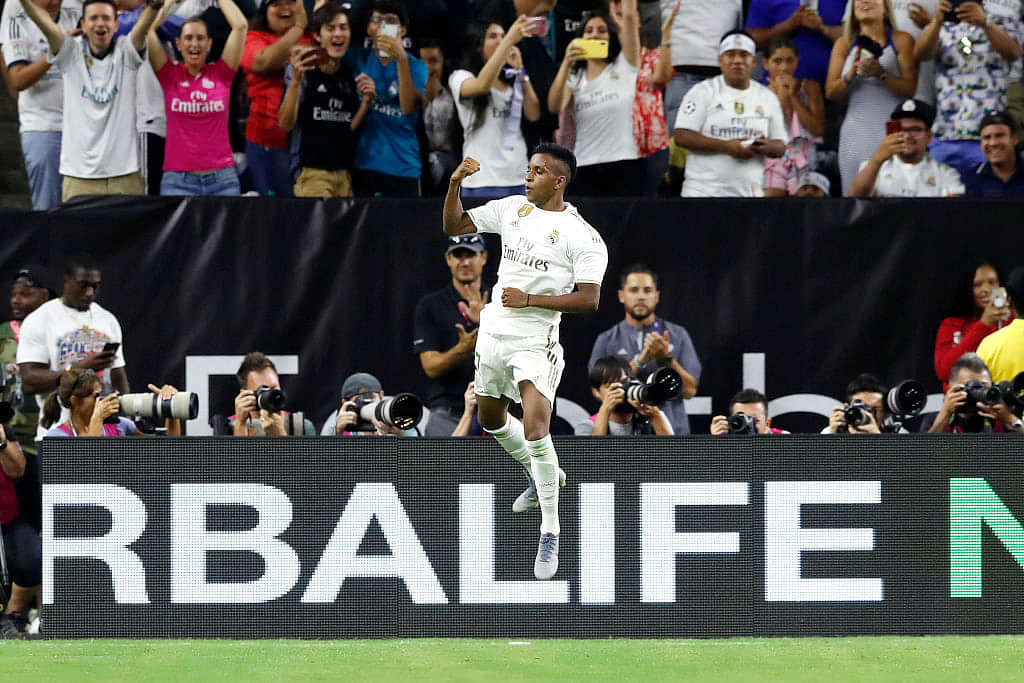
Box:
[474,330,564,406]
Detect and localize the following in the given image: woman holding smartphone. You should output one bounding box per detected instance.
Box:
[41,368,183,437]
[934,261,1015,390]
[825,0,917,195]
[547,4,642,196]
[449,16,541,199]
[278,3,375,197]
[148,0,248,196]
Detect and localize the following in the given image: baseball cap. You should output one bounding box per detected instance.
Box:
[13,264,58,297]
[341,372,382,399]
[797,171,831,195]
[890,99,935,128]
[446,234,485,254]
[979,111,1017,135]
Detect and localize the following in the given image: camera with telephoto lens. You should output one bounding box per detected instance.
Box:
[727,412,756,434]
[997,371,1024,419]
[98,388,199,424]
[252,385,286,413]
[619,367,683,407]
[886,379,926,417]
[347,392,423,432]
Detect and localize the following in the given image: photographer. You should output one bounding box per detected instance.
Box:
[589,356,673,436]
[824,373,886,434]
[927,353,1023,433]
[232,352,314,437]
[41,367,182,437]
[710,389,789,435]
[0,425,39,638]
[321,372,419,436]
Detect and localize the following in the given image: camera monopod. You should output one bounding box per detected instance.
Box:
[0,529,10,608]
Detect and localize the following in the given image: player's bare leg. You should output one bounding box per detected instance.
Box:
[519,380,561,579]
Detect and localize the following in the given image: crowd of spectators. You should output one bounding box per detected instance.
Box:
[6,0,1024,204]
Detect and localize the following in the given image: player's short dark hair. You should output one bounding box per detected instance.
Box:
[728,388,768,413]
[237,351,277,387]
[949,353,990,386]
[845,373,886,402]
[372,0,408,26]
[589,356,631,390]
[532,142,576,184]
[64,253,100,276]
[619,263,659,289]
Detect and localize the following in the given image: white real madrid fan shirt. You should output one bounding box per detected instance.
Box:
[674,75,788,197]
[467,195,608,340]
[857,156,965,197]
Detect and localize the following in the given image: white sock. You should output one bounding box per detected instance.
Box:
[528,435,560,536]
[486,415,532,477]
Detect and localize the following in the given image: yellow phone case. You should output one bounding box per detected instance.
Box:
[577,39,609,59]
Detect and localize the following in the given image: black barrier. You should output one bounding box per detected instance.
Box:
[41,436,1024,638]
[1,197,1021,435]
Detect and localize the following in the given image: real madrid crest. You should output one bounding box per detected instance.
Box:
[734,101,744,115]
[547,230,560,245]
[518,204,533,218]
[755,105,764,116]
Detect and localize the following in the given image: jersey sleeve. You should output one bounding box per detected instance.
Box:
[571,225,608,285]
[2,16,33,66]
[767,93,789,144]
[409,55,428,95]
[466,196,512,235]
[673,81,708,133]
[412,297,442,354]
[116,33,145,70]
[241,31,270,73]
[672,325,702,382]
[15,310,49,365]
[448,69,472,100]
[587,328,612,370]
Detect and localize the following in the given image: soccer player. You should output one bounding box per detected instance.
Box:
[442,142,608,580]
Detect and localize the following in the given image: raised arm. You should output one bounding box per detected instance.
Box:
[547,40,581,113]
[443,157,481,236]
[618,0,641,68]
[457,15,530,98]
[17,0,65,55]
[145,1,178,72]
[130,3,165,54]
[251,0,307,74]
[219,0,248,69]
[652,0,681,87]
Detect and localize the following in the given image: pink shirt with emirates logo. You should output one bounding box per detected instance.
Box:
[157,59,236,172]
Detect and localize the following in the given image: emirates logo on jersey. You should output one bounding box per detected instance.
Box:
[518,204,534,218]
[547,230,560,245]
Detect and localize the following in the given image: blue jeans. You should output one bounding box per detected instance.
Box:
[20,130,62,210]
[244,141,293,197]
[461,185,525,199]
[663,72,707,137]
[160,167,241,196]
[928,139,986,177]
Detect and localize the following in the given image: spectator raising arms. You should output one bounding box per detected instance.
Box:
[241,0,309,197]
[826,0,917,195]
[763,38,824,197]
[278,3,373,198]
[347,0,427,197]
[934,261,1015,390]
[450,16,540,199]
[149,0,247,196]
[548,5,643,196]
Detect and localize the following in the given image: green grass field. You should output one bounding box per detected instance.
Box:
[2,636,1024,681]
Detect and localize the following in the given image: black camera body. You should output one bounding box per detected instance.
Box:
[252,385,287,413]
[843,400,874,428]
[997,371,1024,419]
[957,379,1002,417]
[727,412,756,435]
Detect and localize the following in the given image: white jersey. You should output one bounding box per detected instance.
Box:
[1,2,81,132]
[449,69,528,188]
[16,298,127,439]
[51,35,144,178]
[860,155,965,197]
[675,76,788,197]
[568,52,640,167]
[467,195,608,339]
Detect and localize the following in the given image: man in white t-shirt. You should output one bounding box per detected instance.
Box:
[850,98,965,197]
[673,30,789,197]
[16,254,129,440]
[1,0,81,209]
[443,142,608,581]
[17,0,163,201]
